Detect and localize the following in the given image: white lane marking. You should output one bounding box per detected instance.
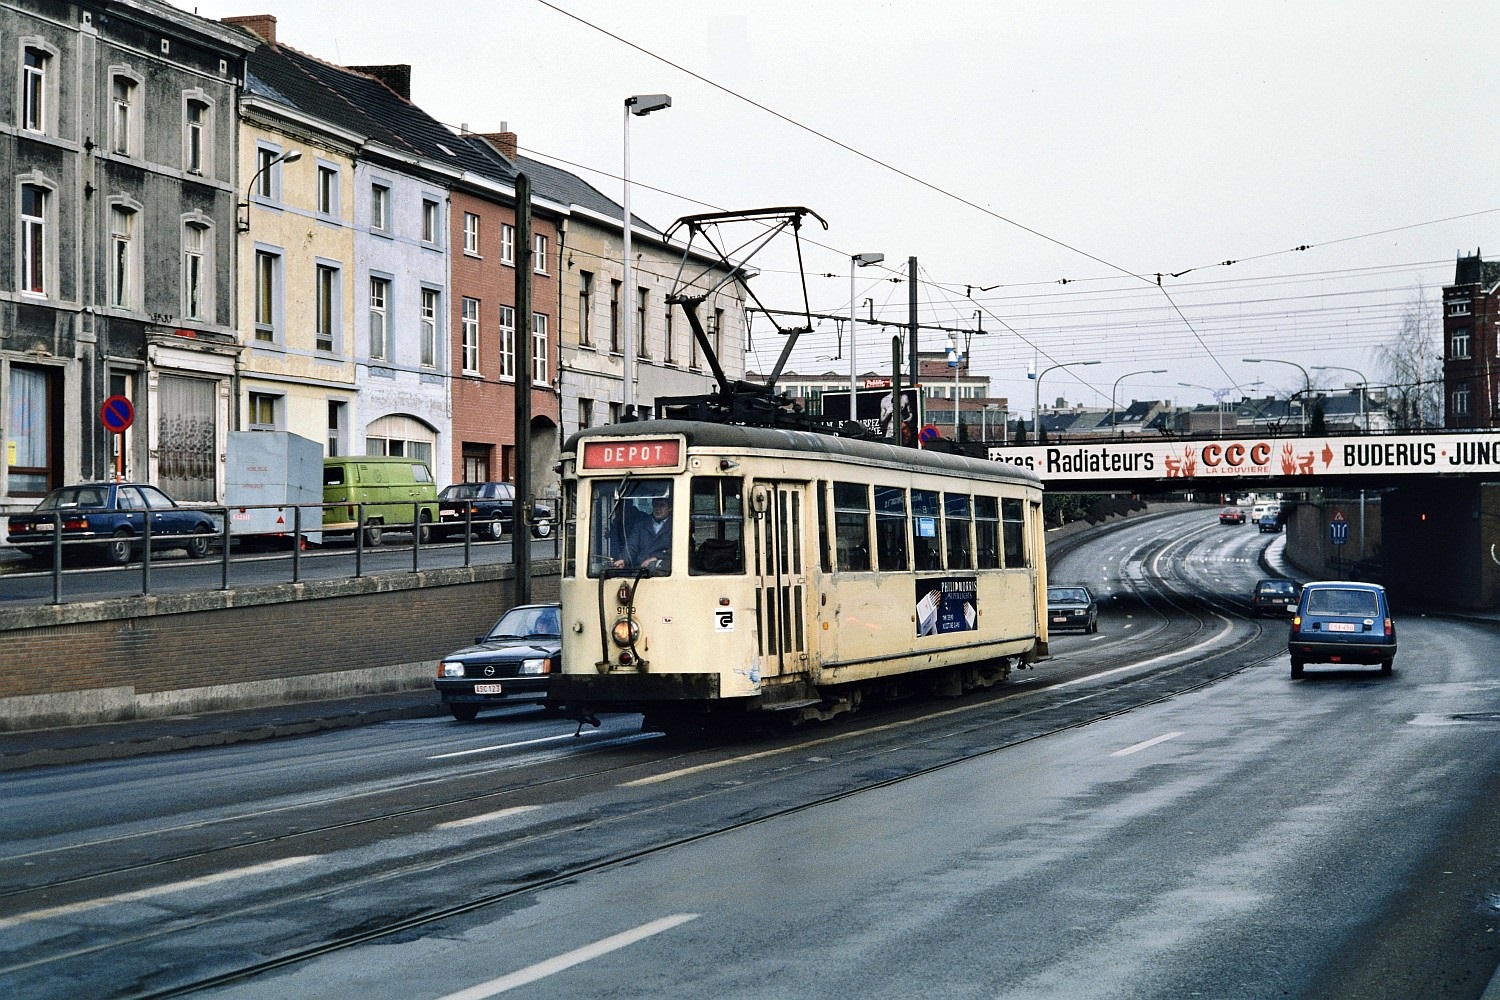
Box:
[436,805,541,830]
[0,856,316,930]
[1110,731,1184,757]
[1088,635,1106,642]
[428,732,591,760]
[437,913,700,999]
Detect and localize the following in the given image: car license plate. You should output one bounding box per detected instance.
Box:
[472,683,503,694]
[1051,615,1068,623]
[1326,622,1357,632]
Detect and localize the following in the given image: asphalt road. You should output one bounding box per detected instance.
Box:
[2,508,1497,999]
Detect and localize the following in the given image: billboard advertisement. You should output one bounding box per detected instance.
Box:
[822,387,921,447]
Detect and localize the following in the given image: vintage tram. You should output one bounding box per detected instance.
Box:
[553,419,1048,731]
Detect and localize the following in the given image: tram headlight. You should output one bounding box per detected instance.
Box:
[611,617,640,648]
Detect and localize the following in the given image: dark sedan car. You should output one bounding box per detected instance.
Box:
[435,482,555,541]
[434,603,562,720]
[1219,507,1246,525]
[1047,585,1098,633]
[6,482,219,566]
[1251,578,1298,616]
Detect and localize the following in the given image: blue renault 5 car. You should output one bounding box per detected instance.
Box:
[1288,581,1396,678]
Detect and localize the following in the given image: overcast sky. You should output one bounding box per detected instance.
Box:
[178,0,1500,416]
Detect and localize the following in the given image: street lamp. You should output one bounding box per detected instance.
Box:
[237,148,300,232]
[622,93,671,418]
[849,252,884,424]
[1312,364,1369,433]
[1180,380,1262,435]
[1033,359,1101,440]
[1110,369,1166,432]
[1244,357,1311,434]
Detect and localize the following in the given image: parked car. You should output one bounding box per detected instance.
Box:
[1288,581,1397,677]
[1258,511,1283,533]
[435,482,555,541]
[322,457,439,546]
[1046,585,1098,633]
[5,482,219,566]
[1219,507,1246,525]
[434,603,562,720]
[1251,578,1298,616]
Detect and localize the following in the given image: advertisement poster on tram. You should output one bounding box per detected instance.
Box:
[916,576,979,636]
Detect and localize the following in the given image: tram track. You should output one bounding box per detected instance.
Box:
[1,508,1294,999]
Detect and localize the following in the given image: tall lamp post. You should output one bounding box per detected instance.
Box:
[848,252,884,423]
[1033,359,1101,439]
[1312,364,1369,433]
[622,93,671,418]
[1244,357,1311,434]
[1179,380,1260,435]
[237,148,300,232]
[1110,368,1166,432]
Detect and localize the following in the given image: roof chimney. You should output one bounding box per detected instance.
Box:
[222,14,277,44]
[348,64,412,101]
[478,126,518,162]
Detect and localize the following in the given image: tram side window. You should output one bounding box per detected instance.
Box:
[1001,497,1027,567]
[944,493,973,570]
[911,489,941,570]
[873,485,909,572]
[974,496,1001,569]
[817,480,831,573]
[689,476,744,575]
[562,479,578,577]
[832,482,871,572]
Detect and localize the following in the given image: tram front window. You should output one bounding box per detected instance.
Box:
[589,478,675,577]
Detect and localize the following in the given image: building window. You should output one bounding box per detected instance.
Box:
[578,270,594,347]
[498,305,516,378]
[713,307,725,359]
[610,279,621,352]
[1448,300,1472,317]
[636,287,649,359]
[532,313,549,383]
[422,198,440,244]
[22,47,49,133]
[255,147,277,199]
[317,165,338,216]
[253,249,281,342]
[533,234,549,274]
[20,184,48,295]
[579,398,594,430]
[315,263,339,352]
[371,184,390,232]
[463,212,480,254]
[184,98,209,174]
[110,207,137,309]
[1451,328,1471,359]
[248,392,279,431]
[327,400,346,456]
[420,288,439,367]
[182,222,211,320]
[664,307,675,363]
[500,223,515,265]
[462,297,480,373]
[111,75,136,155]
[369,276,390,360]
[1453,384,1471,417]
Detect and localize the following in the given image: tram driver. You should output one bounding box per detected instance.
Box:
[614,495,673,571]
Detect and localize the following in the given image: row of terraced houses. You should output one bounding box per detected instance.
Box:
[0,1,746,512]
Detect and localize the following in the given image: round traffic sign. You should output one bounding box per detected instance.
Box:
[100,395,134,433]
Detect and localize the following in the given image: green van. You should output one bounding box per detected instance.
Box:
[323,457,439,545]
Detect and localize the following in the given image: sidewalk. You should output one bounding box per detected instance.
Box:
[0,688,442,773]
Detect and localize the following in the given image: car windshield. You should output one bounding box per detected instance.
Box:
[36,487,109,511]
[1049,588,1089,603]
[1306,588,1380,617]
[487,605,561,639]
[1257,581,1295,595]
[440,484,477,501]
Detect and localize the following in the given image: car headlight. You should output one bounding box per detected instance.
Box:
[519,658,551,675]
[611,617,639,648]
[440,661,464,678]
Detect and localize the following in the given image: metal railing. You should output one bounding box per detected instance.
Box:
[2,501,560,606]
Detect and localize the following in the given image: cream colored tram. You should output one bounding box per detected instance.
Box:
[554,420,1047,730]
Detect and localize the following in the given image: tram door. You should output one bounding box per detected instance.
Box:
[752,481,808,678]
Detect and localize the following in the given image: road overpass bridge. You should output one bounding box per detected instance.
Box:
[989,430,1500,611]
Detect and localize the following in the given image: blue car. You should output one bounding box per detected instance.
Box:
[1258,512,1282,533]
[1288,581,1397,677]
[5,482,219,566]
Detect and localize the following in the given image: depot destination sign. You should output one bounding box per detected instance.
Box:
[987,433,1500,485]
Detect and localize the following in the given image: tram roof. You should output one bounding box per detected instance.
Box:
[564,420,1042,488]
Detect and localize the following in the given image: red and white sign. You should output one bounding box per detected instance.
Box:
[581,437,684,472]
